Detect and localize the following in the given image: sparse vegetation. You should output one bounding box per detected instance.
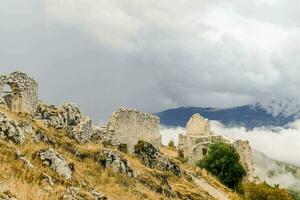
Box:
[243,182,293,200]
[168,140,175,149]
[197,142,246,190]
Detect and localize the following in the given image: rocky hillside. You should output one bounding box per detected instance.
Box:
[0,105,239,200]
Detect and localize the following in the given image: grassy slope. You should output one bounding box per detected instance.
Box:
[0,107,239,200]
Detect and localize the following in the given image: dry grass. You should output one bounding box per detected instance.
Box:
[0,107,239,200]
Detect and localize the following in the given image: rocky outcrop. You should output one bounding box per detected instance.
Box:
[0,113,26,144]
[37,148,73,180]
[62,187,108,200]
[134,141,181,176]
[99,148,136,178]
[35,102,94,143]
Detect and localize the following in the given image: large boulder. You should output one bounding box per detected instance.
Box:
[37,148,73,180]
[134,141,181,176]
[0,113,26,144]
[99,148,136,178]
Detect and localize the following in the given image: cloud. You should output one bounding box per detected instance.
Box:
[160,126,185,146]
[2,0,300,121]
[210,120,300,166]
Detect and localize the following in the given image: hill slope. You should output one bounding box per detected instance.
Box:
[0,106,238,200]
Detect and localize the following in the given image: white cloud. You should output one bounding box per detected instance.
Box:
[211,120,300,166]
[42,0,300,118]
[2,0,300,120]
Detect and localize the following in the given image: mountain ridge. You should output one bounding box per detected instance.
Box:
[156,105,296,129]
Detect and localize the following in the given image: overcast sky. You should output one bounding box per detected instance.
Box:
[1,0,300,122]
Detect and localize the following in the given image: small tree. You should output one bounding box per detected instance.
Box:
[197,142,246,189]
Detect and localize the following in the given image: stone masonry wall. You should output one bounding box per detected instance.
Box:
[178,113,255,181]
[186,114,212,136]
[233,140,255,182]
[107,107,161,153]
[0,72,38,115]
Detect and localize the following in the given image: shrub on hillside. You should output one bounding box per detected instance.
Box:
[168,140,175,149]
[244,182,293,200]
[196,142,245,189]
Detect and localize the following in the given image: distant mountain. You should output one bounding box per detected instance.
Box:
[156,105,296,129]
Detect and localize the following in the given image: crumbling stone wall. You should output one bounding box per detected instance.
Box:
[178,113,255,181]
[186,113,212,136]
[233,140,255,181]
[106,108,161,153]
[0,72,38,115]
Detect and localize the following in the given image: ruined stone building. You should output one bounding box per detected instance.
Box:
[105,107,162,153]
[178,113,255,180]
[0,72,38,115]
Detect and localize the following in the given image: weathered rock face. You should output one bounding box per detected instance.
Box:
[106,108,161,153]
[35,103,65,129]
[37,148,73,180]
[134,141,181,176]
[0,72,38,115]
[0,113,26,144]
[233,140,255,182]
[35,102,94,143]
[99,148,136,178]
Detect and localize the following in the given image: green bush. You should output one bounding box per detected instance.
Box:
[196,142,246,189]
[244,182,293,200]
[168,140,175,148]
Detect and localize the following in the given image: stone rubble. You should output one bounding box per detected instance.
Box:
[0,113,26,144]
[37,148,73,180]
[99,148,136,178]
[134,141,181,176]
[35,102,94,143]
[62,187,108,200]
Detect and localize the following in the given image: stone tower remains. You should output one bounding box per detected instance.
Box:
[0,71,38,115]
[178,113,254,181]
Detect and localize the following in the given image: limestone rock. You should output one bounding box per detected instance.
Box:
[134,141,181,176]
[35,102,94,143]
[37,148,73,180]
[99,148,136,178]
[62,187,108,200]
[0,113,25,144]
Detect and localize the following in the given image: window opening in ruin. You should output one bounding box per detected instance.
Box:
[202,148,207,156]
[1,85,13,96]
[1,84,13,109]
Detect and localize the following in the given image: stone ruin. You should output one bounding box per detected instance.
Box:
[100,107,162,153]
[0,71,38,115]
[0,71,254,181]
[178,113,255,181]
